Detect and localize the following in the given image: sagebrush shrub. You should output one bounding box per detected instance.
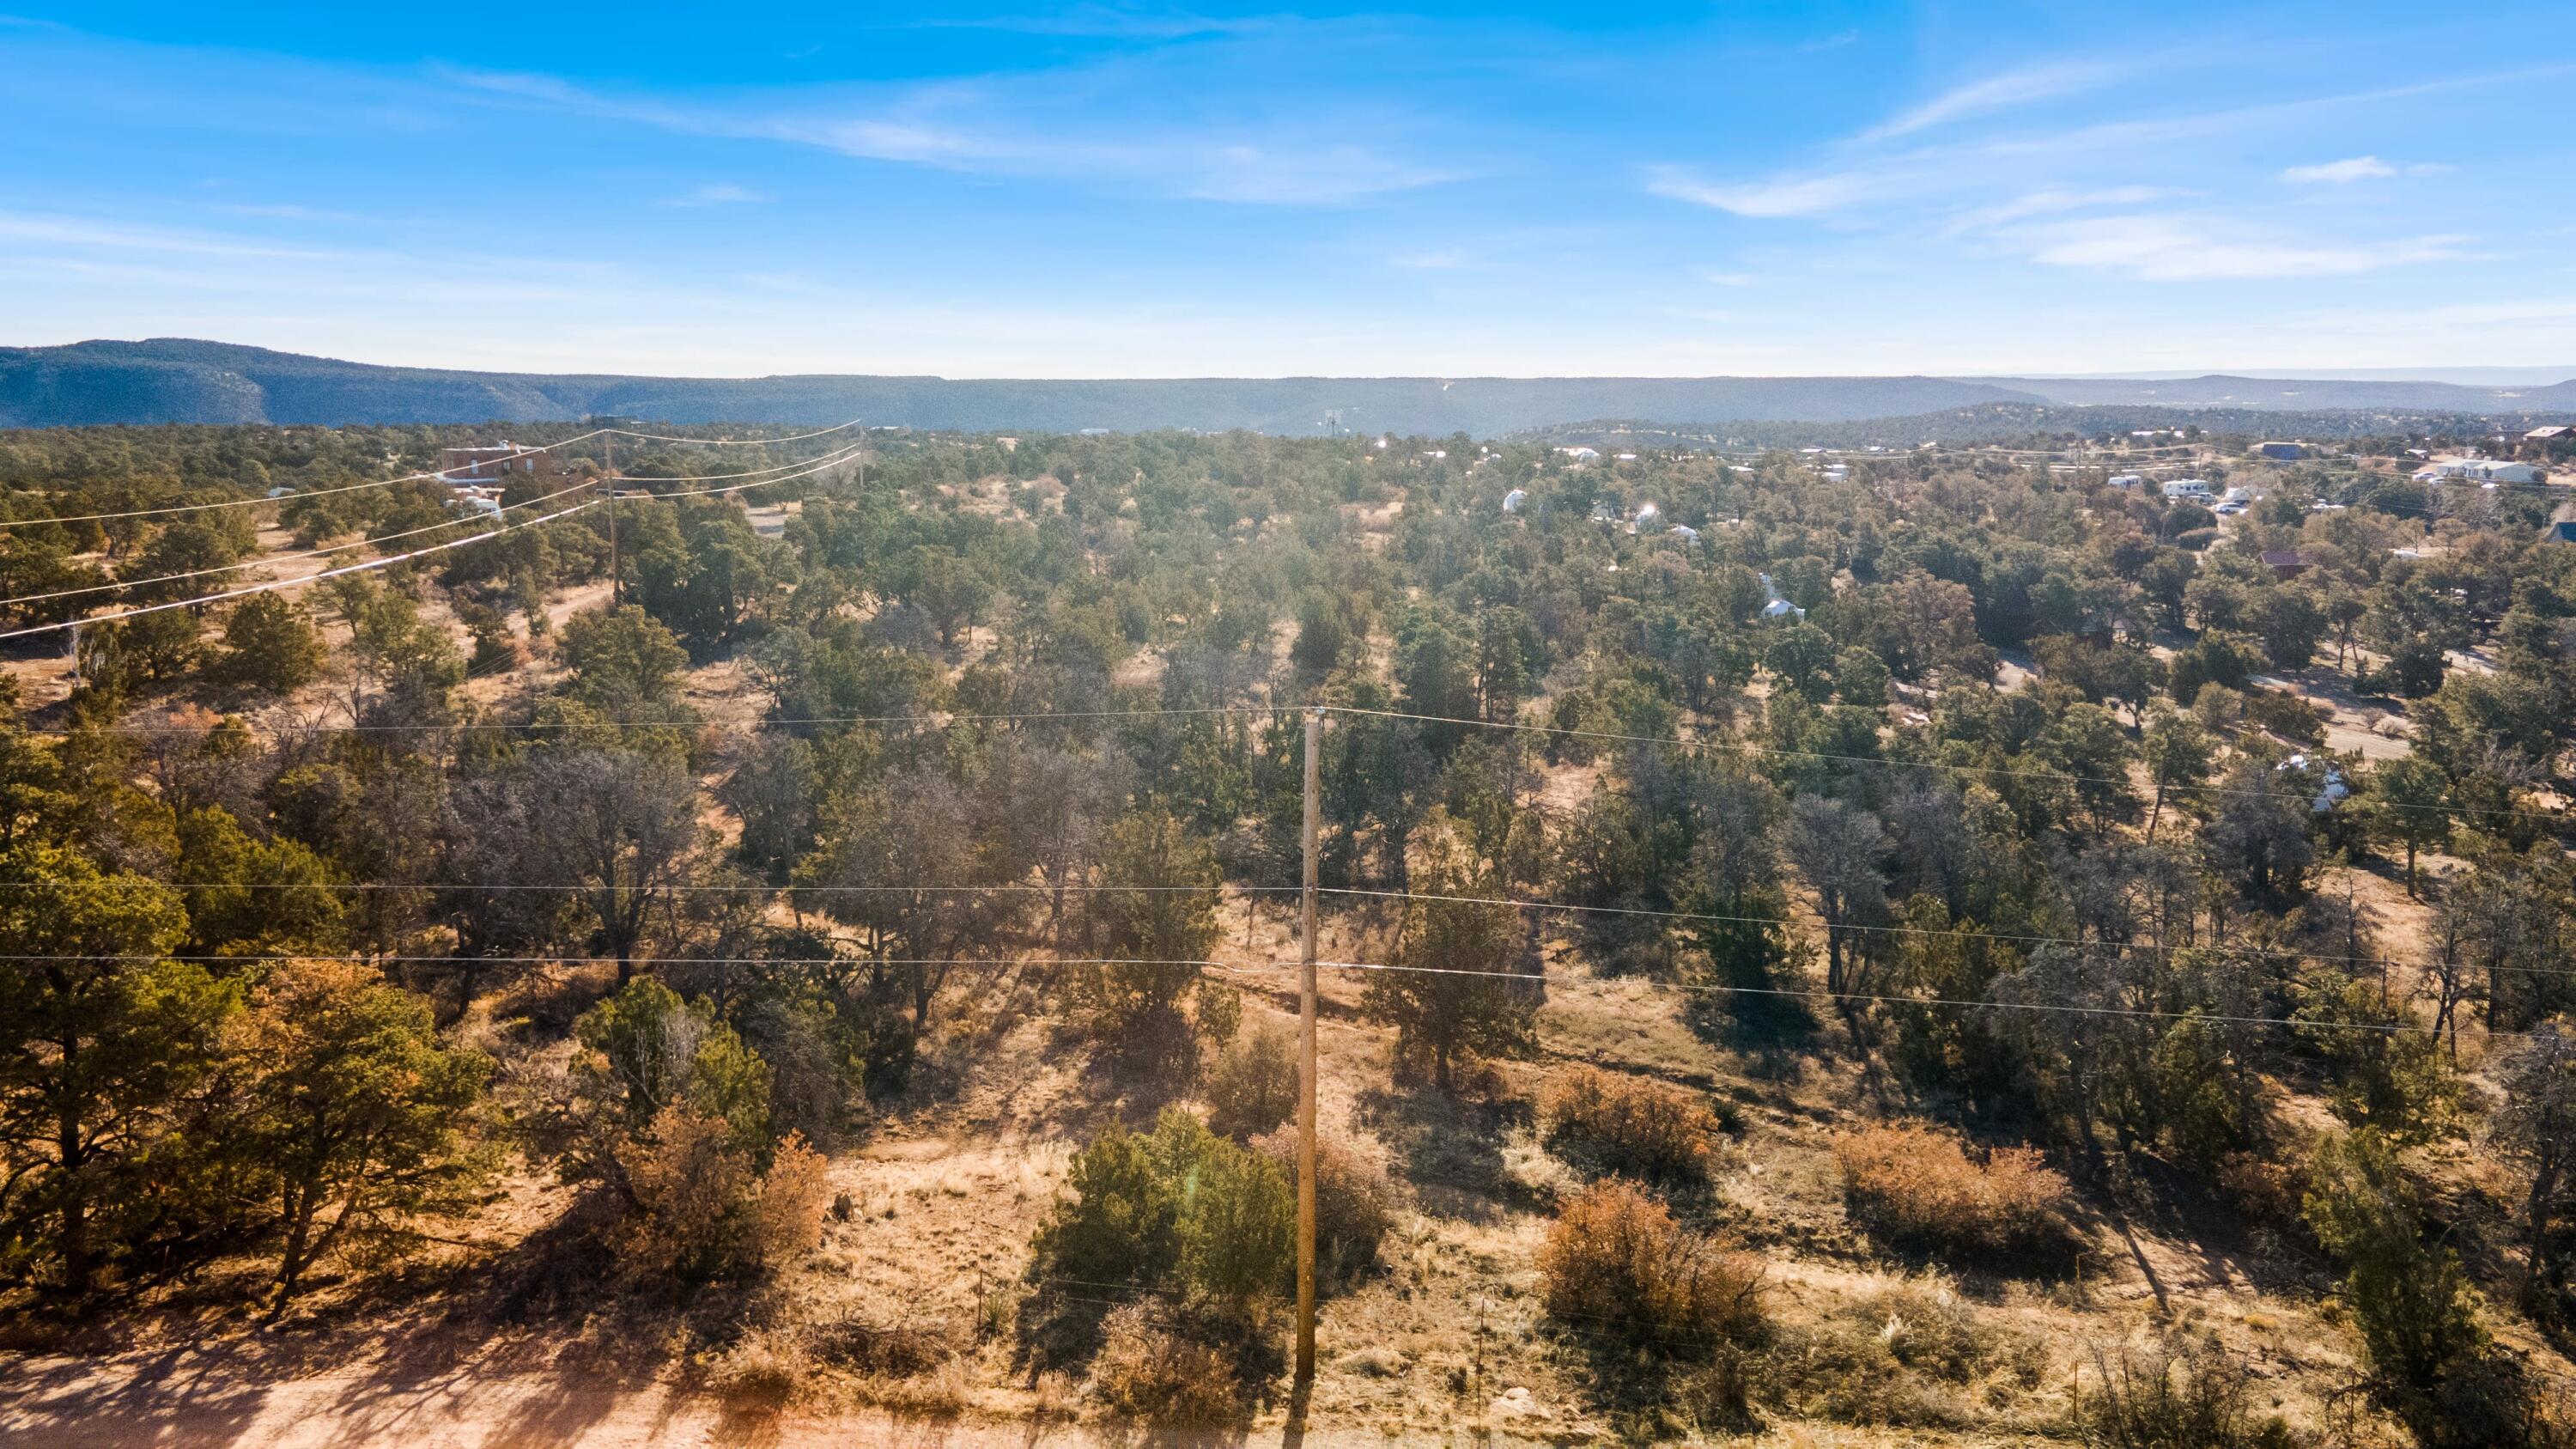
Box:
[1206,1023,1297,1140]
[746,1133,832,1268]
[1089,1303,1245,1428]
[1834,1122,2071,1263]
[1541,1065,1720,1183]
[617,1105,758,1280]
[616,1107,829,1281]
[1254,1129,1395,1286]
[1538,1178,1765,1352]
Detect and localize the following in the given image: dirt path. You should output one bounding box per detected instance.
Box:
[0,1350,1093,1449]
[0,1350,1589,1448]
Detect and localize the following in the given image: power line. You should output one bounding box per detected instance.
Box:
[0,478,599,611]
[11,692,2554,834]
[0,496,605,642]
[1327,704,2561,829]
[10,872,2567,983]
[0,952,1229,969]
[1250,959,2540,1042]
[0,880,1300,897]
[1319,885,2392,973]
[595,420,873,447]
[2,947,2530,1038]
[0,432,608,527]
[36,703,1279,737]
[0,444,864,642]
[0,420,870,530]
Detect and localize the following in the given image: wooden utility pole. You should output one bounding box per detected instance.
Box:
[1296,704,1321,1381]
[604,433,620,608]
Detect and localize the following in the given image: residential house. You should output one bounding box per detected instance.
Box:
[438,443,538,482]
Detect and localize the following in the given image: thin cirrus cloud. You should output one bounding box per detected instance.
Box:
[1857,58,2127,142]
[1938,185,2191,235]
[1641,163,1884,218]
[2013,214,2472,280]
[659,184,769,207]
[789,113,1459,205]
[2281,155,2394,183]
[440,63,1460,208]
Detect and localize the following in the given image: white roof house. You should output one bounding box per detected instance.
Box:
[1668,524,1700,544]
[1757,572,1805,622]
[2416,459,2546,484]
[2161,478,2214,501]
[1501,488,1528,514]
[2107,474,2142,488]
[1558,446,1601,461]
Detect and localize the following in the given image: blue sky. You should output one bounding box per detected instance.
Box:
[4,2,2573,378]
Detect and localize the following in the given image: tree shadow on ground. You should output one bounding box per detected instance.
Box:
[1013,1291,1283,1449]
[1352,1081,1539,1222]
[1684,988,1820,1078]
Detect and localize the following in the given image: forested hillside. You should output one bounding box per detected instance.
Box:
[0,422,2573,1446]
[0,340,2045,431]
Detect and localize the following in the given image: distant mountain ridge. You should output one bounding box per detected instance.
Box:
[4,338,2573,434]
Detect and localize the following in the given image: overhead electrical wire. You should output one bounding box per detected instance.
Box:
[16,433,868,610]
[1324,704,2561,828]
[0,417,868,530]
[0,495,604,642]
[1251,959,2542,1041]
[0,445,864,642]
[9,693,2555,835]
[46,703,1280,736]
[0,431,610,527]
[0,947,2533,1039]
[0,478,599,611]
[6,870,2568,983]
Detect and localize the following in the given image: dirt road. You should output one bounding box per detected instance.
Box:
[0,1351,1086,1448]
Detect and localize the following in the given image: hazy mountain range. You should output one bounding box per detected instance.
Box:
[5,338,2573,436]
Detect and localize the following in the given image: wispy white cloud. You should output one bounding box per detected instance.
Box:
[1861,59,2123,142]
[1941,185,2190,234]
[438,60,1461,207]
[659,183,769,207]
[208,201,374,224]
[2014,214,2472,280]
[2280,155,2393,184]
[1643,164,1880,218]
[1702,270,1756,287]
[1389,248,1467,270]
[0,211,357,262]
